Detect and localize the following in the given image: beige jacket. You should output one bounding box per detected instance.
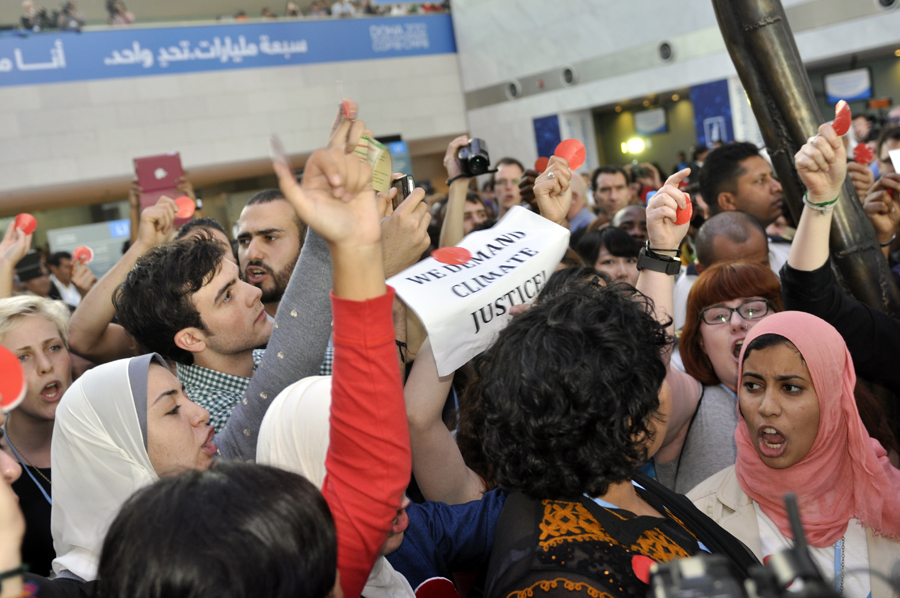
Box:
[688,466,900,598]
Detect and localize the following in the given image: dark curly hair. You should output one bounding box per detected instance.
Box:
[477,282,670,500]
[97,462,336,598]
[113,237,226,365]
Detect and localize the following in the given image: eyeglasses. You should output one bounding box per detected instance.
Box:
[495,178,520,188]
[699,299,773,326]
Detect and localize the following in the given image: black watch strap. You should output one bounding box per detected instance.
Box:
[636,245,681,275]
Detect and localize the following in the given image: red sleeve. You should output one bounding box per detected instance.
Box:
[322,287,411,598]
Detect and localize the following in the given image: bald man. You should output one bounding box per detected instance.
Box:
[672,211,776,331]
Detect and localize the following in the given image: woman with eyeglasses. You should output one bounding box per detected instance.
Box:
[637,181,784,494]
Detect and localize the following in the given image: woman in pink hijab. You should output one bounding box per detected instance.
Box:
[689,310,900,598]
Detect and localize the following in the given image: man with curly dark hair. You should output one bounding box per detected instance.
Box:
[479,280,759,598]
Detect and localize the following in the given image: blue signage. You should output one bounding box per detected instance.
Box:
[689,79,734,147]
[0,14,456,88]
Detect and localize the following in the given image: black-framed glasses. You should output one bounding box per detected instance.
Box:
[699,299,773,326]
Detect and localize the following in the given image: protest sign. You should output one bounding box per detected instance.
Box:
[388,207,569,376]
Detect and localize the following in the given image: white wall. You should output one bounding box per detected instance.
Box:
[451,0,900,168]
[0,52,466,197]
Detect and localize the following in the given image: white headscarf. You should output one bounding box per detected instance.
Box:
[51,354,163,580]
[258,376,415,598]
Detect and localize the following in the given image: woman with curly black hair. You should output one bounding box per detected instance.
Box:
[480,179,758,598]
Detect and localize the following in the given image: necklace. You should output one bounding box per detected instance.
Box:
[5,415,51,486]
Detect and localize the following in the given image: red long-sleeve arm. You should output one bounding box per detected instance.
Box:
[323,287,411,598]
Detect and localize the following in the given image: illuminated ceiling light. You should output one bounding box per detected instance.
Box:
[621,142,629,153]
[626,138,645,153]
[672,93,680,101]
[895,49,900,57]
[642,99,651,107]
[615,105,623,113]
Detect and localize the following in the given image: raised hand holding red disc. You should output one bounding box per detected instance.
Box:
[832,100,851,136]
[853,143,874,165]
[14,213,37,235]
[534,157,550,172]
[553,139,585,171]
[73,245,94,264]
[175,196,196,219]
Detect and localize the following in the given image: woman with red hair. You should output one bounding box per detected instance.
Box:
[638,180,783,495]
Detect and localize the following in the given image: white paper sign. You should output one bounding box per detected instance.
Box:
[389,207,570,376]
[889,149,900,174]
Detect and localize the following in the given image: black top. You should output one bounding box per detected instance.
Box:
[12,466,54,577]
[780,261,900,396]
[485,473,758,598]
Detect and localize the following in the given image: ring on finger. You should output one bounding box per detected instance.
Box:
[547,171,556,180]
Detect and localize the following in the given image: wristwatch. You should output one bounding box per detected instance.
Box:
[636,242,681,275]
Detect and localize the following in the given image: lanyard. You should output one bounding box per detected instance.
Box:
[2,420,52,505]
[720,383,737,402]
[832,536,871,598]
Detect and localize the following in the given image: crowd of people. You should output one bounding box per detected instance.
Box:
[16,0,448,30]
[2,95,900,598]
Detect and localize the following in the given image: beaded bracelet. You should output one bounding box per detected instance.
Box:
[802,191,839,213]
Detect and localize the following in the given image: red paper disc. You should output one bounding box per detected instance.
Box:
[342,99,354,119]
[853,143,874,165]
[631,555,656,585]
[832,100,851,136]
[414,577,457,598]
[14,213,37,236]
[0,345,26,413]
[175,196,196,219]
[432,247,472,265]
[554,139,586,171]
[534,157,550,172]
[675,193,693,225]
[73,246,94,264]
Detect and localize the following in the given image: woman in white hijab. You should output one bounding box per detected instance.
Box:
[258,376,506,598]
[51,354,159,580]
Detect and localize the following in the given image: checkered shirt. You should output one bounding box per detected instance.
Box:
[177,349,265,433]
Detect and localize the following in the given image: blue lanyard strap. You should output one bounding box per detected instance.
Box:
[720,383,737,402]
[832,536,871,598]
[2,420,52,505]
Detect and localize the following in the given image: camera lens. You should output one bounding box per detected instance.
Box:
[470,155,488,175]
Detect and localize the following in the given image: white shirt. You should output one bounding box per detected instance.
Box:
[50,274,81,307]
[755,503,871,598]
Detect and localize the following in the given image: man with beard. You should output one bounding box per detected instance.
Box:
[237,189,308,318]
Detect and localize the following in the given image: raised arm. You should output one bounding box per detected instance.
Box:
[862,173,900,260]
[635,169,690,344]
[788,122,846,271]
[279,144,408,598]
[67,197,176,363]
[783,123,900,394]
[439,135,472,248]
[633,169,701,458]
[405,338,485,504]
[0,222,32,300]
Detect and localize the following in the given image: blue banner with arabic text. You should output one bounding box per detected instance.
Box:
[0,15,455,88]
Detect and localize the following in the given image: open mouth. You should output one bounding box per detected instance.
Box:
[759,426,786,457]
[732,339,744,359]
[246,265,270,283]
[40,381,61,401]
[201,426,217,457]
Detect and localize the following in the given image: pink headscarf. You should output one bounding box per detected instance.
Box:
[734,311,900,548]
